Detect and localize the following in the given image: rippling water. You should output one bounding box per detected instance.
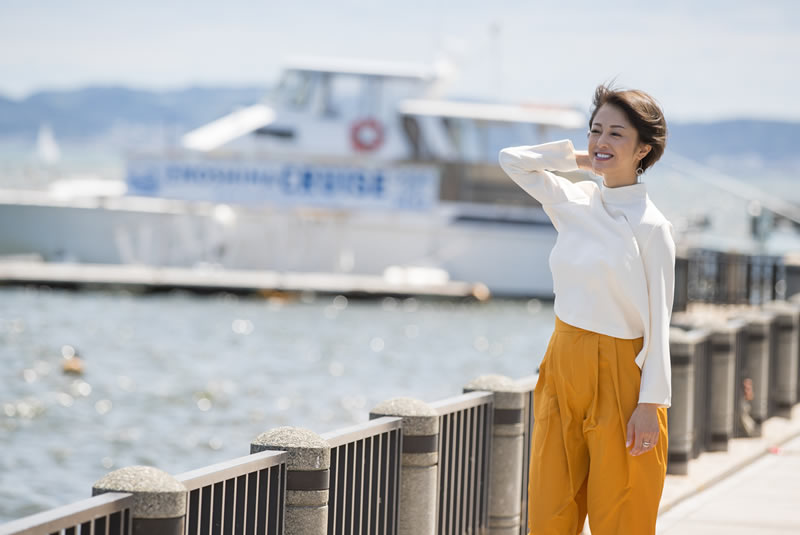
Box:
[0,287,554,523]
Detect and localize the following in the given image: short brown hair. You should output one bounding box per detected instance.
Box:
[589,84,667,173]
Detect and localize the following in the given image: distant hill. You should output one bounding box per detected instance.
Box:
[0,86,267,140]
[1,86,798,169]
[668,121,800,168]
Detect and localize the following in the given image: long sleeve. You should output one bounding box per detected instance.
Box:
[637,222,677,407]
[498,139,588,205]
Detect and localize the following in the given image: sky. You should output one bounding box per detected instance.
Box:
[1,0,799,122]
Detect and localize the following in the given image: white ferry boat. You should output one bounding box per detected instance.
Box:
[0,56,588,296]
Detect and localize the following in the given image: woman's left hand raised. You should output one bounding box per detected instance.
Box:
[626,403,660,456]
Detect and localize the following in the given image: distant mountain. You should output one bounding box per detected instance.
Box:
[668,121,800,167]
[0,86,267,140]
[1,86,798,169]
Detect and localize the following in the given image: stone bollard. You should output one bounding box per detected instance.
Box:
[92,466,187,535]
[463,374,524,535]
[763,301,800,417]
[370,398,439,535]
[251,427,330,535]
[707,319,746,451]
[667,328,697,475]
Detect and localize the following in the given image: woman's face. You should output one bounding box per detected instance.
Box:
[588,104,651,183]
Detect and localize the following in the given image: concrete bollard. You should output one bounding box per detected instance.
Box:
[464,374,525,535]
[707,319,746,451]
[667,328,697,475]
[763,301,800,417]
[92,466,187,535]
[370,397,439,535]
[736,310,776,436]
[251,427,330,535]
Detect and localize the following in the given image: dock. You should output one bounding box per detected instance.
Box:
[0,260,490,299]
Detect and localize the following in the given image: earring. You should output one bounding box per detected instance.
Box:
[636,166,644,182]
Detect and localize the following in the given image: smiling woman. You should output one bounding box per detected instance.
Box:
[582,85,668,185]
[498,84,675,534]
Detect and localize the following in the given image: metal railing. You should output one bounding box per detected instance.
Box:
[320,417,403,535]
[685,249,785,305]
[175,450,287,535]
[0,493,133,535]
[429,391,493,535]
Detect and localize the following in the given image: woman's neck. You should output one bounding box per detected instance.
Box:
[602,172,639,188]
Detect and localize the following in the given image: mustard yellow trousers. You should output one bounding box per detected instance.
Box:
[528,317,668,535]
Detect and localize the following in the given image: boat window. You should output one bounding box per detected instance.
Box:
[276,70,313,111]
[319,74,368,117]
[383,78,425,107]
[402,116,423,159]
[443,118,481,162]
[442,118,461,151]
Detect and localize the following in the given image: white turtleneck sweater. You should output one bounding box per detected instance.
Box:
[499,139,675,407]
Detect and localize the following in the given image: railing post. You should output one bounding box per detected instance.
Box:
[674,254,689,312]
[667,328,697,475]
[251,427,329,535]
[370,397,439,535]
[707,319,746,451]
[784,257,800,300]
[737,310,777,435]
[464,374,524,535]
[792,293,800,403]
[92,466,187,535]
[763,301,800,417]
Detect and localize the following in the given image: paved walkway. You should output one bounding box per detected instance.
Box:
[581,404,800,534]
[656,434,800,534]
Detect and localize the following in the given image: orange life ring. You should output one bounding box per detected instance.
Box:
[350,118,384,151]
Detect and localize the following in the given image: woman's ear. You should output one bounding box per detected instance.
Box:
[637,144,652,161]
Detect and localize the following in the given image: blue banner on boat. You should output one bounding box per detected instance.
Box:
[126,159,440,211]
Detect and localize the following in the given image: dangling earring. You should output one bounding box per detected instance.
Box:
[635,165,644,183]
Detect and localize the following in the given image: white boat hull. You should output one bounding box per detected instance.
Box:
[0,191,556,297]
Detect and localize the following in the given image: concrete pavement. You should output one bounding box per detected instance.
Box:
[656,434,800,534]
[581,404,800,534]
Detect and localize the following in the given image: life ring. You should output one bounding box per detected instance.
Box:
[350,118,384,152]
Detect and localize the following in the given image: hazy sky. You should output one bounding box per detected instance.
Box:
[1,0,798,121]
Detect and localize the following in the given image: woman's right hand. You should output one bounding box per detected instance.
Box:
[574,150,592,171]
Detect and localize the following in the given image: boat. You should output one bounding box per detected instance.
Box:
[0,56,589,297]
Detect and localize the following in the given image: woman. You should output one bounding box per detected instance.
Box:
[499,84,675,535]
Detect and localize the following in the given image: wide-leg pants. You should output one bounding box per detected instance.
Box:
[528,316,668,535]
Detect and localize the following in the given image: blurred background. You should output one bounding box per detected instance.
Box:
[1,0,799,523]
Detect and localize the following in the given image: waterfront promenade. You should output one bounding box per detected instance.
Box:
[655,404,800,534]
[658,435,800,533]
